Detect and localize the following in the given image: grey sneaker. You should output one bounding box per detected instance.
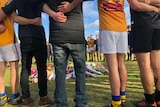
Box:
[8,96,21,105]
[0,96,9,106]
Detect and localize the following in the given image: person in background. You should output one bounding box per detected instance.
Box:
[127,25,132,61]
[127,0,160,107]
[87,35,95,61]
[94,35,100,61]
[98,0,128,106]
[1,0,54,106]
[42,0,88,106]
[46,42,53,64]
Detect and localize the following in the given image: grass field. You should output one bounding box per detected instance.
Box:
[3,60,145,107]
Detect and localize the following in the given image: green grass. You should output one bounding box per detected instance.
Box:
[3,60,144,107]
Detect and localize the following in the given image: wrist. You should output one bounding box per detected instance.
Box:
[69,3,74,11]
[30,19,33,24]
[51,11,56,18]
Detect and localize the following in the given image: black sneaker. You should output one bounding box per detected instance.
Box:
[8,96,22,105]
[133,100,157,107]
[0,96,9,106]
[157,101,160,107]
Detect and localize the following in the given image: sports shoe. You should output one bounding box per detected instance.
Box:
[157,101,160,107]
[121,100,126,107]
[22,97,35,105]
[0,96,9,106]
[39,96,54,107]
[8,96,21,105]
[103,104,121,107]
[133,100,157,107]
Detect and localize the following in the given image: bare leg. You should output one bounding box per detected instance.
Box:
[135,52,154,94]
[150,50,160,91]
[9,61,19,94]
[0,62,7,94]
[117,53,127,92]
[105,53,120,96]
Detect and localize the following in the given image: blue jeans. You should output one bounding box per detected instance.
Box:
[51,43,88,107]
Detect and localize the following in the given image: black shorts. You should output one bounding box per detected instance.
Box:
[132,27,160,53]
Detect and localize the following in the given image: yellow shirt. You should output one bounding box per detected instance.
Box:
[88,39,95,48]
[0,0,15,46]
[98,0,127,32]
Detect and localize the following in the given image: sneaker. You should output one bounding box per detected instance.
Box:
[0,96,9,106]
[133,100,157,107]
[22,97,35,105]
[121,100,126,107]
[103,104,121,107]
[157,101,160,107]
[39,96,54,107]
[8,96,21,105]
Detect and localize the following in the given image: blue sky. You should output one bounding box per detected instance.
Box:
[15,0,131,41]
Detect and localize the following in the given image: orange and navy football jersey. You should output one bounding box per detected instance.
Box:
[98,0,127,32]
[0,0,15,46]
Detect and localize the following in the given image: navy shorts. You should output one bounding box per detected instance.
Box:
[132,27,160,53]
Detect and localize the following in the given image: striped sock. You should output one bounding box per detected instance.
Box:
[0,92,7,101]
[0,92,6,97]
[120,91,126,102]
[12,93,20,99]
[112,95,121,107]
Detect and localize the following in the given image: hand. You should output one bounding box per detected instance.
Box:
[52,12,67,22]
[0,24,6,33]
[57,1,72,13]
[31,17,42,26]
[151,6,160,14]
[158,7,160,13]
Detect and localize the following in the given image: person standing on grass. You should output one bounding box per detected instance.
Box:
[127,25,132,61]
[0,0,21,104]
[98,0,128,107]
[42,0,88,106]
[0,0,54,106]
[46,42,53,64]
[0,0,45,105]
[127,0,160,107]
[94,35,100,61]
[87,35,95,61]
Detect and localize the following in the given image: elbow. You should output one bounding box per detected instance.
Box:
[130,5,142,11]
[11,16,19,23]
[127,0,143,11]
[134,6,142,11]
[12,18,18,23]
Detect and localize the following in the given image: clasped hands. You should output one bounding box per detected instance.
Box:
[31,1,70,26]
[52,1,72,23]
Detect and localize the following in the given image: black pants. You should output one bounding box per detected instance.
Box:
[20,39,47,98]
